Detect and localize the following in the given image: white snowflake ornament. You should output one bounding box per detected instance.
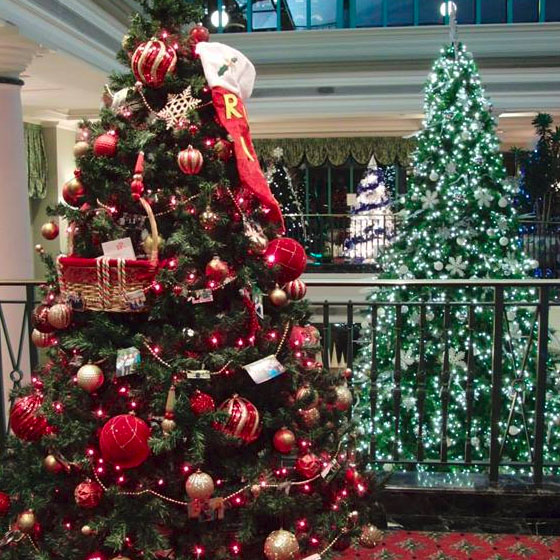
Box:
[156,86,201,129]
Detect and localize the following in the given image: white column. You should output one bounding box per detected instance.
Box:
[0,23,38,427]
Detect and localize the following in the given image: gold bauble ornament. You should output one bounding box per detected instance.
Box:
[299,407,320,428]
[269,287,288,307]
[31,328,55,348]
[47,303,72,329]
[73,141,89,158]
[142,234,163,255]
[185,470,214,500]
[76,364,105,393]
[359,524,383,548]
[43,454,63,474]
[81,524,95,536]
[17,510,36,532]
[41,221,59,240]
[295,385,319,410]
[199,205,219,231]
[264,529,299,560]
[334,385,353,411]
[161,417,177,434]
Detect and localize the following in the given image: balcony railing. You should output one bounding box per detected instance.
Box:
[295,214,560,275]
[207,0,559,33]
[2,279,560,489]
[305,278,560,487]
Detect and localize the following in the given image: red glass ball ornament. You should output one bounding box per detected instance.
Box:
[10,394,49,442]
[31,329,56,348]
[284,279,307,301]
[0,492,11,517]
[188,123,199,136]
[205,255,229,282]
[295,453,322,478]
[264,238,307,284]
[189,390,216,416]
[189,23,210,44]
[332,535,352,551]
[41,221,59,240]
[131,38,177,88]
[273,427,296,454]
[62,176,85,206]
[74,480,103,509]
[93,133,118,157]
[214,138,232,161]
[288,325,320,350]
[216,395,261,445]
[177,145,203,175]
[32,304,56,333]
[99,414,150,469]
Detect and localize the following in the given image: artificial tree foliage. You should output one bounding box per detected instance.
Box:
[351,43,558,473]
[0,2,380,559]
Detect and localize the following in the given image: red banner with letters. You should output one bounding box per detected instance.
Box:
[212,86,285,232]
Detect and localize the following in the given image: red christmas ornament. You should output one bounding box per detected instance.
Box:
[178,145,203,175]
[62,174,86,206]
[216,395,261,444]
[214,138,232,161]
[295,453,322,478]
[41,221,59,240]
[10,394,49,442]
[31,329,56,348]
[189,390,216,415]
[131,152,145,201]
[284,279,307,301]
[93,132,118,157]
[264,238,307,284]
[188,123,199,136]
[288,325,320,350]
[99,414,150,469]
[205,255,229,282]
[273,427,296,454]
[74,480,103,509]
[32,304,55,334]
[0,492,10,517]
[131,38,177,88]
[189,24,210,45]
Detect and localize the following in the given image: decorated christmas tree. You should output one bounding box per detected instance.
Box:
[344,156,394,264]
[266,147,307,245]
[0,2,380,558]
[351,37,554,470]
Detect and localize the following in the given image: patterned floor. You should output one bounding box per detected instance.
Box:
[337,531,560,559]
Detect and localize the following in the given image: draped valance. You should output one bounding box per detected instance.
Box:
[24,123,48,199]
[254,137,416,167]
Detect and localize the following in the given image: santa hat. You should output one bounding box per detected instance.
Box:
[196,42,256,100]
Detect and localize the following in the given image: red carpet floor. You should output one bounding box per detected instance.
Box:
[337,531,560,559]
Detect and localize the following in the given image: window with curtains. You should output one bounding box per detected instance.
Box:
[24,123,48,199]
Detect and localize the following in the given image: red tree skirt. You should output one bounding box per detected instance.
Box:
[337,530,560,559]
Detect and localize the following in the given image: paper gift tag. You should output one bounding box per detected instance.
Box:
[102,237,136,260]
[116,347,141,377]
[321,459,341,482]
[186,370,211,380]
[189,289,214,304]
[244,355,285,384]
[253,287,264,319]
[125,289,146,310]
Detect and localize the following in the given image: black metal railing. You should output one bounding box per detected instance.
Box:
[0,282,40,446]
[305,278,560,487]
[2,279,560,489]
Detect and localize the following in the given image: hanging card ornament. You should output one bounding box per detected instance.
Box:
[243,354,285,384]
[188,288,214,304]
[116,347,141,377]
[196,42,285,232]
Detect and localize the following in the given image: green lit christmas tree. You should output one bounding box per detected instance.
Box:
[351,40,557,472]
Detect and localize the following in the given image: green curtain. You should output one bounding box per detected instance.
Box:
[254,137,416,167]
[24,123,48,199]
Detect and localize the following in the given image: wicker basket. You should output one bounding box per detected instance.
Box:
[57,198,159,313]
